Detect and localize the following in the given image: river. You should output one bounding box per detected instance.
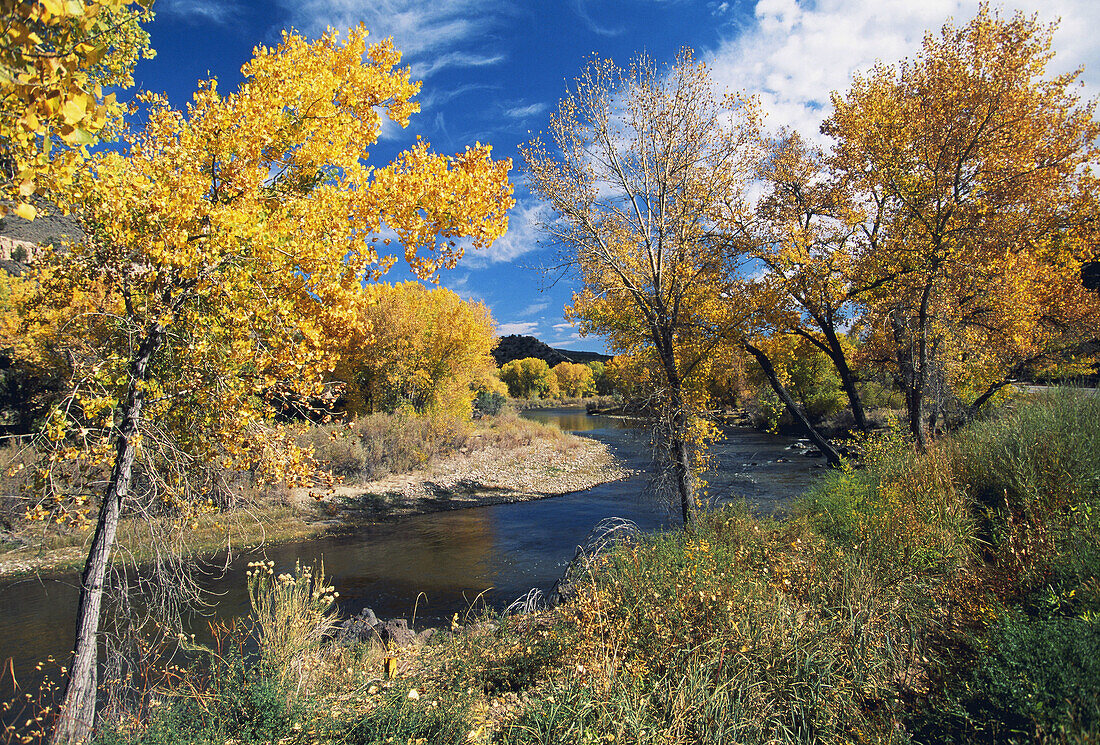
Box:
[0,408,825,709]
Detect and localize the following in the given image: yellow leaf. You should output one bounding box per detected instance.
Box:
[61,97,88,125]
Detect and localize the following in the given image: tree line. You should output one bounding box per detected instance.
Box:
[523,7,1100,525]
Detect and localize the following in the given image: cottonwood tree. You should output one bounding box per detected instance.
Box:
[9,27,512,744]
[523,50,760,526]
[0,0,153,218]
[732,132,871,436]
[552,361,596,397]
[824,6,1100,447]
[499,357,557,399]
[327,281,500,418]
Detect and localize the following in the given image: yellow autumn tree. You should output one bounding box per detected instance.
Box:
[552,361,595,397]
[823,6,1100,447]
[0,0,154,218]
[327,281,499,419]
[499,356,558,399]
[7,27,512,744]
[523,50,761,526]
[729,131,871,434]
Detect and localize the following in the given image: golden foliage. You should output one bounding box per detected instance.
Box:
[523,49,761,522]
[551,361,595,397]
[499,357,557,399]
[326,281,499,419]
[11,26,513,525]
[0,0,154,217]
[823,6,1100,441]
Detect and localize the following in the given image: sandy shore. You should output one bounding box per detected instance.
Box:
[301,434,633,518]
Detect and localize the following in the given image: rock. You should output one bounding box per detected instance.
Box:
[336,607,383,646]
[377,618,417,649]
[415,627,437,646]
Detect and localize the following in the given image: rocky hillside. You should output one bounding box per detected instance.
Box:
[492,334,611,367]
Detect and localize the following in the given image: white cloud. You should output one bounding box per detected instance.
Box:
[419,84,501,111]
[275,0,511,75]
[521,301,550,315]
[549,332,598,350]
[709,0,1100,141]
[462,195,550,266]
[161,0,241,24]
[497,321,540,336]
[415,52,506,79]
[504,103,550,120]
[572,0,623,36]
[440,273,486,304]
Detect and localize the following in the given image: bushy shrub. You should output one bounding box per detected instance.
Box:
[301,412,470,480]
[474,389,506,416]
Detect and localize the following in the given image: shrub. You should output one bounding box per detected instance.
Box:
[950,388,1100,595]
[474,389,506,416]
[919,610,1100,744]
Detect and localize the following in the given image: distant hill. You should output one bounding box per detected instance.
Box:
[492,334,611,367]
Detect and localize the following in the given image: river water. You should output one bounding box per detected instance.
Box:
[0,408,825,702]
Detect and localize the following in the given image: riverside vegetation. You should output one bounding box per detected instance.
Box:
[2,4,1099,742]
[20,390,1087,745]
[0,410,603,576]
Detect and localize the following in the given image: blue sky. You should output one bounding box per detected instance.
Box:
[138,0,1099,353]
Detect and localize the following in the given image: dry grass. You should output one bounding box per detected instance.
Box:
[302,411,567,482]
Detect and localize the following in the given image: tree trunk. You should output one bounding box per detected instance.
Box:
[890,311,927,451]
[744,341,843,468]
[655,334,696,529]
[52,325,164,745]
[670,418,696,529]
[821,327,868,434]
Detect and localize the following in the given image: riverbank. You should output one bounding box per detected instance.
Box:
[84,389,1099,745]
[0,413,630,578]
[322,434,630,518]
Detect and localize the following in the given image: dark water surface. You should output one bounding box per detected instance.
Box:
[0,409,825,694]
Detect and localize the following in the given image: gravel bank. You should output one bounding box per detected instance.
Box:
[0,432,632,577]
[322,434,632,518]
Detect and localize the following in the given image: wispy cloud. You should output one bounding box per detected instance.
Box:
[520,301,550,315]
[462,195,550,266]
[504,102,549,120]
[549,332,596,350]
[441,273,486,304]
[275,0,513,75]
[571,0,623,36]
[416,52,506,79]
[419,84,501,111]
[160,0,241,24]
[498,321,541,336]
[709,0,1100,142]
